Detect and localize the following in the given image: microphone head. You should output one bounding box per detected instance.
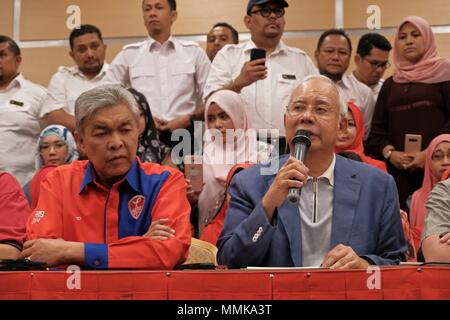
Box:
[291,129,311,147]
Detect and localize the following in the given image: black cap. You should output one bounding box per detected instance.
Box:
[247,0,289,15]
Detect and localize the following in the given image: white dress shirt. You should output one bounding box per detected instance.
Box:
[104,36,210,121]
[339,74,376,140]
[0,74,51,185]
[370,78,384,102]
[299,155,336,267]
[44,63,109,115]
[204,40,318,135]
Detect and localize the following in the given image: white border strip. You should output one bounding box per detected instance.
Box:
[335,0,344,29]
[12,0,21,42]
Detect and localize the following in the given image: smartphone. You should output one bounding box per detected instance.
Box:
[184,155,203,193]
[250,48,266,64]
[404,134,422,153]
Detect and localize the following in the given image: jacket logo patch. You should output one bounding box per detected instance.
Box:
[128,195,145,220]
[31,211,45,225]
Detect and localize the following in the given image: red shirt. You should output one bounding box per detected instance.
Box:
[0,172,31,249]
[27,159,191,270]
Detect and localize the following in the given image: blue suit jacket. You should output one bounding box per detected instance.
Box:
[217,155,407,268]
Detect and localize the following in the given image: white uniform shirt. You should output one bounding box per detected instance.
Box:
[338,74,376,139]
[0,74,50,185]
[44,63,109,115]
[104,37,210,121]
[299,155,335,267]
[371,78,384,102]
[204,40,318,135]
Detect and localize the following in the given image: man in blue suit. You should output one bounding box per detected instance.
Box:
[217,75,406,269]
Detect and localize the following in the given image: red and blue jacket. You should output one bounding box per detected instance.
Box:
[27,159,191,270]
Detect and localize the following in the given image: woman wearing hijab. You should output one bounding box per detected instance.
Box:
[23,125,78,208]
[128,88,171,165]
[188,90,272,237]
[336,102,387,172]
[366,16,450,211]
[409,134,450,250]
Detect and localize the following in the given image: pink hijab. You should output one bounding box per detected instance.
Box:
[410,134,450,227]
[393,16,450,84]
[203,90,259,180]
[198,90,262,235]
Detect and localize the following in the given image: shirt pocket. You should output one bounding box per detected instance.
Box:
[170,63,195,94]
[129,66,156,97]
[276,74,297,100]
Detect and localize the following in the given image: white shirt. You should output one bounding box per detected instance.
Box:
[44,63,109,115]
[0,74,49,185]
[371,78,384,102]
[299,155,335,267]
[339,74,376,140]
[204,40,318,135]
[349,72,384,106]
[104,36,210,121]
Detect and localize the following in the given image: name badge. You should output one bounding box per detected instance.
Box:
[282,74,296,80]
[10,100,24,107]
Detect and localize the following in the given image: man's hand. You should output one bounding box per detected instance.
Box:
[403,150,426,171]
[154,117,168,131]
[262,157,309,222]
[389,151,413,170]
[159,115,191,132]
[232,59,268,92]
[20,239,83,267]
[440,232,450,245]
[321,244,370,269]
[143,218,175,241]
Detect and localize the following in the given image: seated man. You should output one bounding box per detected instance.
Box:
[217,75,406,269]
[0,172,31,259]
[420,178,450,262]
[21,85,191,269]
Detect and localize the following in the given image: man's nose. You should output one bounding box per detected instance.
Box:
[108,133,124,150]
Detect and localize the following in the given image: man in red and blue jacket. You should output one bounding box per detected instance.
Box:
[22,85,191,269]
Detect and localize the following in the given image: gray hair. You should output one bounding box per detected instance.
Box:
[292,74,348,116]
[75,85,141,132]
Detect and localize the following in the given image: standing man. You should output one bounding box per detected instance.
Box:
[206,22,239,62]
[44,25,109,133]
[217,75,406,268]
[204,0,318,153]
[0,36,54,185]
[315,29,376,139]
[351,33,392,101]
[104,0,210,149]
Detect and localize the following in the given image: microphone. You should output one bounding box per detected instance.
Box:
[287,129,311,204]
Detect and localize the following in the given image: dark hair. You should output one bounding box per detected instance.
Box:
[338,151,362,162]
[356,33,392,58]
[317,29,352,53]
[212,22,239,44]
[0,35,21,56]
[69,24,103,50]
[143,0,176,10]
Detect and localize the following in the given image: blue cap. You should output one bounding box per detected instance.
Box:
[247,0,289,14]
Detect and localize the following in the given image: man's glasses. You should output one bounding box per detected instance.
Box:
[285,102,336,119]
[364,57,391,69]
[250,7,285,18]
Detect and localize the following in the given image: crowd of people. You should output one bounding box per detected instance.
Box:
[1,0,450,269]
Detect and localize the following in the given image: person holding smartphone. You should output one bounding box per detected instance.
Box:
[204,0,317,154]
[187,90,273,237]
[366,16,450,211]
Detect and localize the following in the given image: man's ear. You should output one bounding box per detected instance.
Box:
[74,130,86,155]
[244,15,252,30]
[170,10,178,25]
[69,50,75,61]
[354,54,361,65]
